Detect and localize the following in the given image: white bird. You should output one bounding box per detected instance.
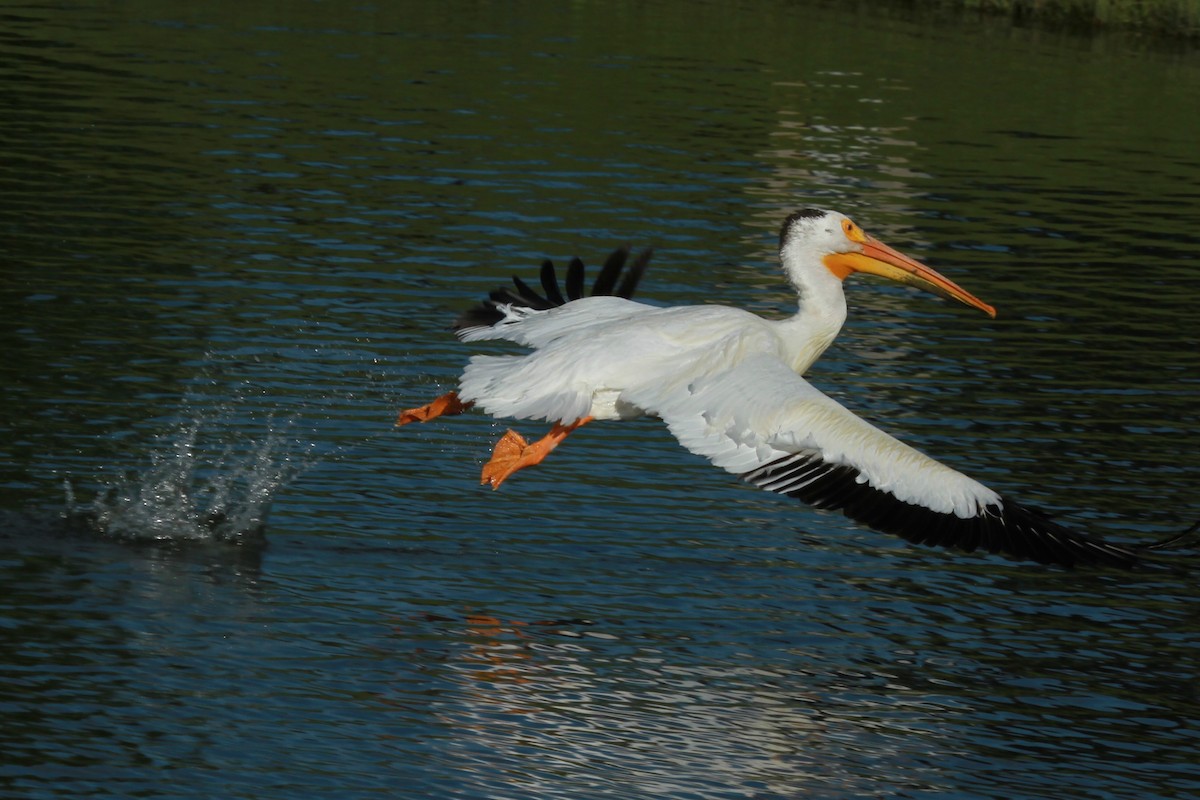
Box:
[398,209,1194,569]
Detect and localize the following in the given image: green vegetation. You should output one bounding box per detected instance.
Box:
[927,0,1200,37]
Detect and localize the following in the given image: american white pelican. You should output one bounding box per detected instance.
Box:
[398,209,1194,569]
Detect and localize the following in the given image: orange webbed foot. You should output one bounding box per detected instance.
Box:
[480,429,531,490]
[396,391,472,427]
[480,417,593,490]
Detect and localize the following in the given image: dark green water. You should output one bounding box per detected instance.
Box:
[2,3,1199,798]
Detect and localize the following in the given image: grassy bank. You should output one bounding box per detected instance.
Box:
[927,0,1200,38]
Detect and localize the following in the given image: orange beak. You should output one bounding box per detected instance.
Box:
[825,235,996,318]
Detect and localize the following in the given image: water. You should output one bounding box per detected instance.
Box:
[2,2,1199,798]
[64,408,309,544]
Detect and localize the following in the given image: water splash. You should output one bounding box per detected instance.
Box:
[65,413,314,545]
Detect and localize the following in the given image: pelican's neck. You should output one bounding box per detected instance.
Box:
[774,250,849,373]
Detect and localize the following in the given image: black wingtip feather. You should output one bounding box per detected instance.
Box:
[1143,518,1200,552]
[540,260,565,306]
[617,247,653,299]
[591,246,628,297]
[741,451,1173,569]
[565,257,585,302]
[452,246,654,331]
[510,276,553,310]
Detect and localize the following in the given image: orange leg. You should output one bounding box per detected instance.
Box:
[480,417,593,490]
[395,391,473,427]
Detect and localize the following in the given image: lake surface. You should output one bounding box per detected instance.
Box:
[2,2,1199,798]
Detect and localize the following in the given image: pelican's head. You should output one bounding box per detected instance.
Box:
[779,208,996,318]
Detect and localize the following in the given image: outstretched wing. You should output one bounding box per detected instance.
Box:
[635,353,1146,568]
[454,246,653,331]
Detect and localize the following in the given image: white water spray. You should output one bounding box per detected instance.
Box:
[65,413,315,545]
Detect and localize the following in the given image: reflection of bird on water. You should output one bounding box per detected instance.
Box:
[399,209,1196,569]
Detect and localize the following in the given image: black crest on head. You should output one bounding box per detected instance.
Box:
[779,208,828,250]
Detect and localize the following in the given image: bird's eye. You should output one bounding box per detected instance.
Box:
[842,219,864,241]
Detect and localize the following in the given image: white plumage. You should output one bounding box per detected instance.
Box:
[634,353,1001,519]
[461,300,783,422]
[398,209,1187,569]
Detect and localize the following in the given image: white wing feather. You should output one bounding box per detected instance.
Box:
[459,303,787,423]
[625,354,1001,518]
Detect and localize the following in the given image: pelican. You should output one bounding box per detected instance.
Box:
[398,209,1194,569]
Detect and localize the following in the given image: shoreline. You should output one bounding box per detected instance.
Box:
[907,0,1200,39]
